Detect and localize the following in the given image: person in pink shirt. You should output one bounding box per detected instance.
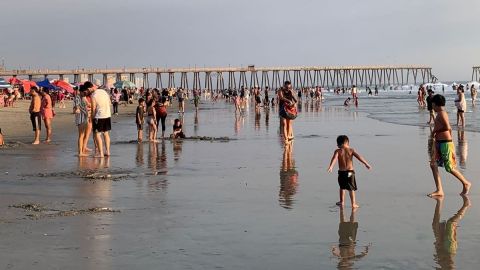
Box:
[40,88,54,143]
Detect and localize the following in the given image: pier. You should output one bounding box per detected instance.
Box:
[472,66,480,81]
[0,65,435,89]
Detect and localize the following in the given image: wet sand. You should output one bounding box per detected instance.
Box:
[1,96,479,269]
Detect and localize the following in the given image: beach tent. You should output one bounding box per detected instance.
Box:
[0,78,12,89]
[8,77,21,85]
[35,79,56,90]
[52,80,74,93]
[21,80,38,94]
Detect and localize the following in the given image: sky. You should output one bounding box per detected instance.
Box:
[1,0,479,81]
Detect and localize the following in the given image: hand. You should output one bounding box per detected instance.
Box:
[365,163,371,170]
[327,167,333,173]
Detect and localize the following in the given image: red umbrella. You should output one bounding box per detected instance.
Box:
[21,80,37,94]
[52,80,74,93]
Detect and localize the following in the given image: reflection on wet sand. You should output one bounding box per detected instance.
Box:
[456,130,467,169]
[148,142,158,171]
[136,143,144,167]
[173,139,183,162]
[77,157,113,269]
[279,142,298,209]
[234,112,244,135]
[77,156,111,171]
[194,110,199,136]
[431,195,471,269]
[264,107,270,132]
[255,108,261,131]
[332,207,370,270]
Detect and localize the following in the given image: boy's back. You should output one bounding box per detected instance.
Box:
[337,147,355,171]
[433,111,452,141]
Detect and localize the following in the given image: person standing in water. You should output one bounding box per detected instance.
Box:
[29,86,42,145]
[40,88,54,143]
[89,84,112,158]
[428,94,471,197]
[278,81,297,143]
[454,85,466,127]
[327,135,371,208]
[470,84,477,107]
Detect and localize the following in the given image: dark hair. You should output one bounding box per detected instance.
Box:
[336,135,349,147]
[31,86,38,92]
[146,99,154,107]
[138,98,145,103]
[431,94,446,107]
[284,81,291,86]
[80,81,94,92]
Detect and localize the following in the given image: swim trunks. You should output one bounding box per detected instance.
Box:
[30,112,41,131]
[435,140,456,172]
[338,170,357,191]
[93,118,111,133]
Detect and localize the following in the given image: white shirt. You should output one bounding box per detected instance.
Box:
[92,89,112,119]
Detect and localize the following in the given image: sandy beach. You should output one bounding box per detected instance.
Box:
[1,94,479,269]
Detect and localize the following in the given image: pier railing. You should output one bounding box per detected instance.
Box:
[0,65,435,89]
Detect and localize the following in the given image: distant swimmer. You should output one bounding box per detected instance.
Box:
[470,84,477,107]
[428,94,471,197]
[426,89,435,125]
[344,97,351,107]
[327,135,372,208]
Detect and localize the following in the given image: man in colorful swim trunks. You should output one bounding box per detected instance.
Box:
[428,94,471,197]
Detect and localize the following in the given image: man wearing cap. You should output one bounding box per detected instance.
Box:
[86,81,112,158]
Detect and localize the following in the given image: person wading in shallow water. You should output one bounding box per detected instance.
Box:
[88,82,112,158]
[278,81,297,143]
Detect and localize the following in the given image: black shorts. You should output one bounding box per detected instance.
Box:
[30,112,41,131]
[93,118,111,133]
[338,170,357,191]
[458,109,464,113]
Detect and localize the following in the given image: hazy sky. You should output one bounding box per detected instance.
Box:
[1,0,479,81]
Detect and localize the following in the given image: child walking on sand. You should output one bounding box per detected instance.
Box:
[328,135,371,208]
[428,94,471,197]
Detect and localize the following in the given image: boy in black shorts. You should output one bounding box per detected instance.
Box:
[136,98,145,142]
[328,135,371,208]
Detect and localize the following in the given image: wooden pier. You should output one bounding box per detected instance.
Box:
[0,65,435,89]
[472,66,480,81]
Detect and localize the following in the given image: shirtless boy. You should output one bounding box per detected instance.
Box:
[29,86,42,144]
[428,94,471,197]
[328,135,371,208]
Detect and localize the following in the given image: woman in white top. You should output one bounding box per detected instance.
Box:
[455,86,467,127]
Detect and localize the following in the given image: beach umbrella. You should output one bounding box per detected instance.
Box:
[20,80,37,94]
[114,80,136,89]
[52,80,74,93]
[0,78,12,89]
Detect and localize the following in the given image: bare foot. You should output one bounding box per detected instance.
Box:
[32,141,40,145]
[78,153,88,157]
[336,201,344,206]
[94,154,104,158]
[43,139,51,143]
[427,191,444,197]
[352,204,360,208]
[461,182,471,195]
[104,153,110,157]
[85,147,92,152]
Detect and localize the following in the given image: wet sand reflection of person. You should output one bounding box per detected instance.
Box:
[136,143,144,167]
[431,195,471,269]
[255,108,261,131]
[148,141,158,171]
[264,107,270,132]
[194,110,199,136]
[332,207,370,270]
[456,130,467,169]
[234,112,244,135]
[173,139,183,162]
[279,142,298,209]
